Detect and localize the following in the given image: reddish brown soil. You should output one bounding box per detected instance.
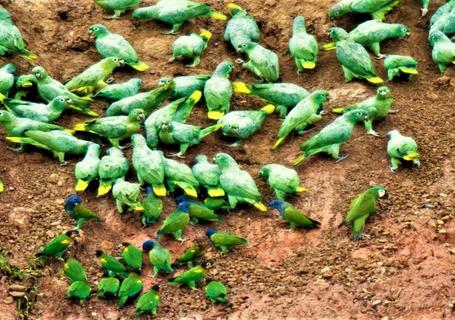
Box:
[0,0,455,319]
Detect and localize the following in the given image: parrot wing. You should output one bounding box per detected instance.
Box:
[220,169,261,201]
[337,40,376,77]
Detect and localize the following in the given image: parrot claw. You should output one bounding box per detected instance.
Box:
[163,30,177,35]
[297,128,314,135]
[168,57,176,63]
[235,58,245,64]
[60,161,68,166]
[421,8,428,16]
[105,77,115,84]
[375,54,385,60]
[389,109,399,113]
[390,166,397,173]
[224,141,241,148]
[118,143,131,150]
[367,130,380,137]
[7,146,23,152]
[168,152,185,158]
[336,155,348,163]
[319,110,328,115]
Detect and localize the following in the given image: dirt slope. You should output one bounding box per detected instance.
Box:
[0,0,454,319]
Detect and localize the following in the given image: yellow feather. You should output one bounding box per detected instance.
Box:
[153,185,167,197]
[366,77,384,84]
[209,11,227,20]
[208,188,225,197]
[322,42,336,50]
[399,67,418,75]
[292,154,306,166]
[253,202,267,212]
[261,104,275,115]
[226,3,243,12]
[189,90,202,103]
[75,180,89,192]
[331,107,345,114]
[207,111,224,120]
[272,137,285,150]
[301,61,316,69]
[97,185,112,197]
[232,81,251,94]
[184,187,198,198]
[295,186,308,193]
[73,123,87,131]
[403,152,419,161]
[130,61,150,71]
[199,29,212,41]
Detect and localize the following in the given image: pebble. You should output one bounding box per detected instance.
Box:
[3,296,14,304]
[320,266,332,279]
[437,220,445,225]
[9,284,26,291]
[372,299,382,307]
[8,291,25,298]
[438,228,447,234]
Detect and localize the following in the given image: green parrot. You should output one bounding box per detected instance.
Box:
[141,186,163,226]
[105,80,174,116]
[192,154,225,197]
[339,186,387,240]
[205,280,228,303]
[259,164,307,200]
[387,129,421,172]
[328,27,383,84]
[384,55,418,81]
[112,178,143,213]
[95,0,140,18]
[332,86,392,136]
[98,277,120,299]
[206,228,247,253]
[30,66,96,116]
[0,63,15,95]
[117,273,143,308]
[289,16,318,72]
[67,281,91,303]
[74,143,101,191]
[204,60,234,120]
[135,286,160,315]
[214,152,266,211]
[173,242,204,267]
[7,130,92,164]
[89,24,149,71]
[169,262,208,289]
[142,240,173,276]
[218,104,275,146]
[328,0,400,21]
[97,147,129,196]
[175,195,222,223]
[430,31,455,74]
[293,109,370,165]
[65,57,124,95]
[269,200,320,230]
[422,0,430,16]
[132,0,227,34]
[323,20,409,57]
[64,258,88,283]
[170,29,212,67]
[0,177,3,193]
[232,81,309,118]
[131,134,167,197]
[157,121,222,157]
[96,250,129,278]
[157,207,190,241]
[273,90,329,149]
[429,1,455,40]
[0,6,37,60]
[94,78,142,101]
[158,74,209,99]
[119,242,143,273]
[145,91,202,148]
[0,110,63,138]
[0,93,73,123]
[64,194,103,229]
[14,74,35,100]
[204,197,229,210]
[238,42,280,83]
[74,108,145,148]
[224,3,260,52]
[163,157,199,198]
[36,230,79,258]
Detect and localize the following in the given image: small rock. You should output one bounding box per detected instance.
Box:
[48,173,59,183]
[8,284,26,292]
[441,215,450,221]
[9,291,25,298]
[320,266,332,279]
[437,220,445,225]
[426,91,439,102]
[437,75,450,85]
[3,297,14,304]
[372,299,382,307]
[438,228,447,234]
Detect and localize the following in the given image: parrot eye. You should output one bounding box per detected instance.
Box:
[94,27,99,32]
[113,58,119,62]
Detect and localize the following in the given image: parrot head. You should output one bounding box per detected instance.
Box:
[328,27,349,41]
[258,166,270,180]
[195,154,208,163]
[142,239,156,252]
[213,153,236,169]
[292,16,306,32]
[343,109,369,123]
[118,242,131,251]
[177,201,191,213]
[32,66,48,80]
[158,77,171,86]
[52,96,73,108]
[268,199,285,214]
[225,123,239,135]
[131,133,146,146]
[0,110,13,123]
[205,228,217,238]
[328,4,349,19]
[175,195,189,205]
[395,24,410,37]
[16,74,35,88]
[311,90,330,106]
[65,229,80,240]
[377,86,391,99]
[386,129,399,139]
[88,24,109,37]
[214,61,234,76]
[0,6,11,21]
[64,194,82,212]
[371,186,387,199]
[128,109,146,122]
[238,42,257,53]
[429,31,446,46]
[160,121,172,133]
[226,3,244,15]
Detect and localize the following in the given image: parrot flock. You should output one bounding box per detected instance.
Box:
[0,0,436,314]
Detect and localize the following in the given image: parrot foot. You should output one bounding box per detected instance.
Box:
[297,128,314,136]
[235,58,245,64]
[390,166,397,173]
[163,30,178,35]
[389,109,399,113]
[367,130,379,137]
[7,145,23,152]
[60,161,68,166]
[168,57,176,63]
[168,152,185,158]
[319,110,328,115]
[375,54,385,60]
[335,155,348,163]
[105,77,115,84]
[224,141,241,148]
[421,8,428,16]
[118,143,131,150]
[103,15,120,20]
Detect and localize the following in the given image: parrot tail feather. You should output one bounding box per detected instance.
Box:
[366,76,384,84]
[0,178,4,193]
[292,153,306,166]
[260,104,275,115]
[200,123,223,139]
[253,201,267,212]
[403,152,419,161]
[73,123,87,131]
[331,107,345,114]
[64,129,75,135]
[129,60,150,71]
[97,182,112,197]
[82,109,99,117]
[207,111,224,120]
[209,11,227,20]
[226,3,243,12]
[232,81,251,94]
[301,61,316,69]
[134,205,144,212]
[199,28,212,41]
[399,67,418,75]
[183,186,198,198]
[272,137,285,150]
[208,187,225,197]
[322,42,336,50]
[152,185,167,197]
[0,92,5,102]
[20,50,38,61]
[75,180,89,192]
[188,90,203,104]
[295,186,308,193]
